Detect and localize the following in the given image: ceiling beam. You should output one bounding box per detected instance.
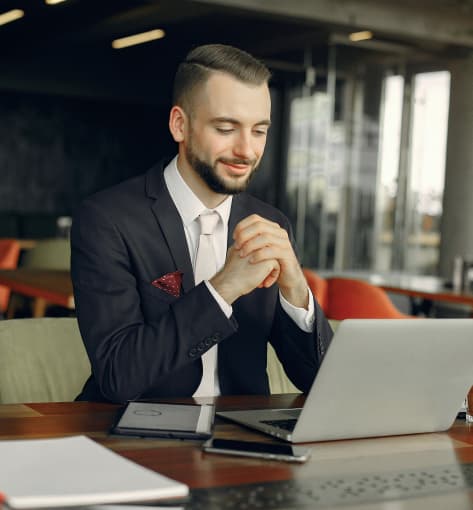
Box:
[191,0,473,49]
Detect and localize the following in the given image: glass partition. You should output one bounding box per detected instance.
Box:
[283,44,451,276]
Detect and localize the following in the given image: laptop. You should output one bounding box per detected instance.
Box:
[218,319,473,443]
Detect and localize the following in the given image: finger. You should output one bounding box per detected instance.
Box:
[233,215,281,248]
[264,261,280,280]
[233,214,264,234]
[239,233,288,258]
[262,265,280,286]
[254,257,279,273]
[261,268,279,288]
[235,222,286,252]
[247,245,295,266]
[235,216,281,240]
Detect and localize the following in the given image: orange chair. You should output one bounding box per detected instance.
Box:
[0,239,21,315]
[302,270,411,319]
[302,268,328,314]
[326,277,410,319]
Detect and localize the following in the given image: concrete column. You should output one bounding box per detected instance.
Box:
[438,56,473,278]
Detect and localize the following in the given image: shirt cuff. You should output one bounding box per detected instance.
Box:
[279,286,315,332]
[205,280,233,319]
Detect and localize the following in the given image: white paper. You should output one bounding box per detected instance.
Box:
[0,435,188,509]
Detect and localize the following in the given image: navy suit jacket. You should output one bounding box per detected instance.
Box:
[71,160,333,403]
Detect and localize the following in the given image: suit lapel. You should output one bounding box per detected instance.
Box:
[146,161,253,292]
[227,193,248,247]
[146,161,194,293]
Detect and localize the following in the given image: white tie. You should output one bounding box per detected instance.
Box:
[193,211,220,397]
[194,212,220,285]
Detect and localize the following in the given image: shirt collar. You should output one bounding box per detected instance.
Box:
[164,155,232,227]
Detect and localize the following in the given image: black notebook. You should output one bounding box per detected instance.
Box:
[111,401,215,439]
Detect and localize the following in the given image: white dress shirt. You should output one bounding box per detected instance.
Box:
[163,156,315,395]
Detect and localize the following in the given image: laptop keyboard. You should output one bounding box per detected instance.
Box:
[259,418,297,432]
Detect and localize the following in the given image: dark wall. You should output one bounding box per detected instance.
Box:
[0,85,285,238]
[0,90,175,219]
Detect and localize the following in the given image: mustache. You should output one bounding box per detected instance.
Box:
[218,157,257,167]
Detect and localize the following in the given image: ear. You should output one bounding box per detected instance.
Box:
[169,106,187,143]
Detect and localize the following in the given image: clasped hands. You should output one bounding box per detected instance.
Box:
[210,214,309,309]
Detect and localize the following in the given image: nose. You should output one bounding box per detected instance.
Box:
[233,131,254,160]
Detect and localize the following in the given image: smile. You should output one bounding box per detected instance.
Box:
[219,160,254,176]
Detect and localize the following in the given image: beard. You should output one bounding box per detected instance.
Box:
[185,141,259,195]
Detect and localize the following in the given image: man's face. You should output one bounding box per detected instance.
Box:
[181,72,271,195]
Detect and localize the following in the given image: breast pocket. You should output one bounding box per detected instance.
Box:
[137,280,178,319]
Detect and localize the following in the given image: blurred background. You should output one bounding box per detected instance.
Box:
[1,0,472,296]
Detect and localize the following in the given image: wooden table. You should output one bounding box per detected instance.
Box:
[367,273,473,308]
[16,239,38,250]
[0,268,74,318]
[2,395,473,509]
[320,270,473,314]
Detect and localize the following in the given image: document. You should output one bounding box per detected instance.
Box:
[111,401,215,439]
[0,435,188,509]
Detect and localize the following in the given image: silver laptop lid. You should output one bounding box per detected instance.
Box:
[292,319,473,442]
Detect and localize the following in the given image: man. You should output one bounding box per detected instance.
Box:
[71,44,333,403]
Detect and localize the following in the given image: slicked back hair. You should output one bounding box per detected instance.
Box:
[172,44,271,114]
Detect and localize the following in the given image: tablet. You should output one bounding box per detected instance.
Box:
[111,401,215,439]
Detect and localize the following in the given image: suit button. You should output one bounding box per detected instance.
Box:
[211,333,221,343]
[189,348,197,357]
[197,343,205,352]
[204,338,213,347]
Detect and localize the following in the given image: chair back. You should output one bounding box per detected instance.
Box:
[267,343,301,394]
[0,239,21,313]
[0,318,90,403]
[302,268,329,314]
[22,238,70,270]
[267,320,340,394]
[326,277,409,319]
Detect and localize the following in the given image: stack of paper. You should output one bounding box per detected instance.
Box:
[0,435,188,509]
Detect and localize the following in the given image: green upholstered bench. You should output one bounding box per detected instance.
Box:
[0,315,337,402]
[0,318,90,403]
[267,319,340,394]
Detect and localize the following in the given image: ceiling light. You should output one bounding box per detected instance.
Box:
[349,30,373,42]
[45,0,67,4]
[112,29,165,49]
[0,9,24,27]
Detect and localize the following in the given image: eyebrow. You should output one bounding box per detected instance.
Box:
[211,117,271,128]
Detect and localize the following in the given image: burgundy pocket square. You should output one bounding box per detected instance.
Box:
[151,271,183,297]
